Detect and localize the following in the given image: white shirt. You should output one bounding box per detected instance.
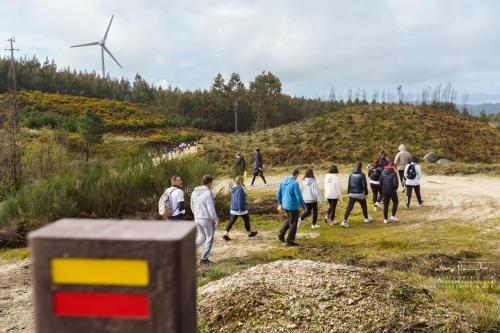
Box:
[167,186,185,216]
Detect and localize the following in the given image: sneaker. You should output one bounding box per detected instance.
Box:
[375,202,381,207]
[200,259,213,265]
[330,219,338,225]
[406,204,410,209]
[373,206,378,212]
[324,215,329,222]
[278,234,285,243]
[383,219,389,224]
[311,224,320,229]
[390,216,399,222]
[419,201,424,207]
[222,235,231,241]
[285,242,299,247]
[248,231,258,238]
[341,221,349,228]
[364,216,374,223]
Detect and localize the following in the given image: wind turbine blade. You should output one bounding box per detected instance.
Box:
[71,41,100,48]
[103,45,122,68]
[102,14,114,42]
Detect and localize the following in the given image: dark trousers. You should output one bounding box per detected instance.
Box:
[369,183,382,204]
[300,202,318,225]
[326,199,338,221]
[251,169,266,185]
[168,214,184,221]
[226,214,251,232]
[398,170,406,187]
[279,210,299,243]
[382,191,399,219]
[406,185,422,205]
[343,197,368,221]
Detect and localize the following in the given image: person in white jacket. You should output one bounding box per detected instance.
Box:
[190,175,219,264]
[324,165,342,225]
[404,157,424,208]
[300,168,324,228]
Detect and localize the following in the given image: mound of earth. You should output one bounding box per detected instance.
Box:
[198,260,472,332]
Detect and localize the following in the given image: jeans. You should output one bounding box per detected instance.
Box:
[226,214,251,232]
[343,197,368,221]
[369,183,382,204]
[279,210,299,243]
[406,185,422,205]
[195,219,216,261]
[382,191,399,220]
[326,199,338,221]
[300,202,318,225]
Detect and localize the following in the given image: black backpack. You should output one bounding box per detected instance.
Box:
[406,164,417,180]
[369,167,382,181]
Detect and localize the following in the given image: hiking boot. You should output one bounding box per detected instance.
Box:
[200,259,214,265]
[341,221,349,228]
[390,216,399,222]
[222,235,231,241]
[248,231,258,238]
[278,234,285,243]
[364,216,374,223]
[286,242,299,247]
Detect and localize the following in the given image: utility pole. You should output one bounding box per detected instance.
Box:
[4,37,21,191]
[233,101,238,133]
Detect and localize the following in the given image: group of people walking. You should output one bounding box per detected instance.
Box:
[159,144,424,263]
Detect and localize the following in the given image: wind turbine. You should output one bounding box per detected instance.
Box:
[71,14,122,77]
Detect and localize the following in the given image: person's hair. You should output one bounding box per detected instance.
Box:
[236,153,241,157]
[356,162,362,169]
[399,144,406,151]
[255,148,260,152]
[372,159,380,168]
[328,165,339,174]
[304,168,315,179]
[412,156,419,163]
[170,175,180,185]
[201,175,214,185]
[234,175,244,186]
[379,150,386,157]
[292,168,300,177]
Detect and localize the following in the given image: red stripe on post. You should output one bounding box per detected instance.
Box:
[53,291,150,319]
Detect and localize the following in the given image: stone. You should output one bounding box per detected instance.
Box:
[423,152,439,163]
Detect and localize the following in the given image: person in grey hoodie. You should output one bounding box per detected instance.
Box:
[191,175,219,265]
[394,144,412,191]
[300,168,324,228]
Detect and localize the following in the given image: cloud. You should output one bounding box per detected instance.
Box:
[1,0,500,102]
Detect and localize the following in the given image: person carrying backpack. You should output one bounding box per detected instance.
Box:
[394,144,412,191]
[251,148,267,186]
[223,175,258,241]
[404,156,423,208]
[300,168,324,229]
[368,159,383,211]
[341,162,374,227]
[324,165,342,225]
[277,169,305,246]
[380,162,399,223]
[158,175,186,220]
[191,175,219,265]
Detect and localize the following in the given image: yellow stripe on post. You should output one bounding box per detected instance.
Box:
[51,258,149,286]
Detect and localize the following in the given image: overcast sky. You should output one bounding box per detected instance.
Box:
[1,0,499,103]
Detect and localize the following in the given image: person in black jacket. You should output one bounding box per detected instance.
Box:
[234,153,246,176]
[251,148,267,186]
[380,162,399,224]
[341,162,373,228]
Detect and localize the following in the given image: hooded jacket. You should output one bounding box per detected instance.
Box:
[324,173,342,200]
[301,178,324,204]
[190,185,219,223]
[404,162,422,186]
[394,145,412,171]
[380,167,399,194]
[230,185,247,213]
[235,156,246,171]
[276,176,305,211]
[347,167,368,197]
[253,151,263,170]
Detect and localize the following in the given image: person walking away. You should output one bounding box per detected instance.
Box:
[276,169,305,246]
[394,144,412,192]
[251,148,267,186]
[404,156,423,208]
[223,176,258,241]
[166,175,186,220]
[368,160,383,211]
[234,153,246,177]
[341,162,373,227]
[379,151,390,168]
[380,162,399,223]
[191,175,219,265]
[300,168,324,228]
[324,165,342,225]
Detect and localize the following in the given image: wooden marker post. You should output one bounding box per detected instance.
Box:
[28,219,196,333]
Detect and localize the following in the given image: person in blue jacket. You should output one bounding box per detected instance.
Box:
[223,175,258,241]
[276,169,305,246]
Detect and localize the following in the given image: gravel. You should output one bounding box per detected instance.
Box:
[198,260,473,332]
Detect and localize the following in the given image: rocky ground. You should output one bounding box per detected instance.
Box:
[198,260,473,333]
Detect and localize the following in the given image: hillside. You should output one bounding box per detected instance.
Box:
[201,104,500,169]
